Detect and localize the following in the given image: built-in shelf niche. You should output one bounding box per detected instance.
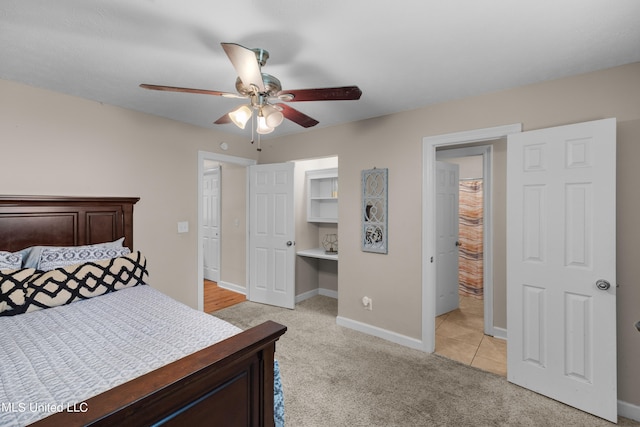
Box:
[306,168,338,223]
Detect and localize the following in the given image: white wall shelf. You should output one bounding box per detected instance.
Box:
[306,167,338,223]
[297,248,338,261]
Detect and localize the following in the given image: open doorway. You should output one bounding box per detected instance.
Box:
[197,151,256,312]
[435,146,492,329]
[434,145,502,374]
[421,123,521,364]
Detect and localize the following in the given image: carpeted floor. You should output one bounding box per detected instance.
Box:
[213,296,638,427]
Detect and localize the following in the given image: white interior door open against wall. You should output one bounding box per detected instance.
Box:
[435,161,460,316]
[506,118,617,422]
[248,162,296,309]
[202,167,220,282]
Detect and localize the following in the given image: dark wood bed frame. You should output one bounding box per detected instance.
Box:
[0,195,286,427]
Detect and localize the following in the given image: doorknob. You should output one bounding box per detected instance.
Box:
[286,241,294,247]
[596,279,611,290]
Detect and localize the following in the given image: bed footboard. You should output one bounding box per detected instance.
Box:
[30,321,287,427]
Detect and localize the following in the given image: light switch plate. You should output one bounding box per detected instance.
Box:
[177,221,189,233]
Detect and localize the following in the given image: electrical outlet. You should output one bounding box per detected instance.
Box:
[362,296,373,311]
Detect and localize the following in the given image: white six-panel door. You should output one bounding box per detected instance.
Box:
[436,161,460,316]
[248,162,296,309]
[506,118,617,422]
[203,167,220,282]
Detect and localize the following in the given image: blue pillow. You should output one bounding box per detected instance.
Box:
[18,238,125,269]
[0,252,22,271]
[37,246,131,271]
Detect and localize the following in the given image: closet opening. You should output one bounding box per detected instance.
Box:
[293,156,339,303]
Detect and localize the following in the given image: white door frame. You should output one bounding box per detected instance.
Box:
[435,145,495,336]
[197,150,257,311]
[422,124,522,351]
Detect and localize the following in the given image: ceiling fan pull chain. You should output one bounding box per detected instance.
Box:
[250,112,255,146]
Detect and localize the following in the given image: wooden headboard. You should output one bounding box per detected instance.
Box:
[0,196,139,252]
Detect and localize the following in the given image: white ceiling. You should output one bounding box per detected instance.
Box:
[2,1,639,138]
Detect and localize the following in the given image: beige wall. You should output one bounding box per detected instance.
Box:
[219,162,248,288]
[438,154,483,179]
[492,141,508,328]
[615,118,640,405]
[259,62,640,406]
[0,79,259,308]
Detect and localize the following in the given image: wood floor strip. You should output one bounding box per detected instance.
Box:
[204,279,246,313]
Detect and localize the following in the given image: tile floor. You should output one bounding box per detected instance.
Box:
[435,295,507,377]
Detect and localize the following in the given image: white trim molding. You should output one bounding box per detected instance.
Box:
[295,288,338,304]
[618,400,640,422]
[492,327,507,341]
[217,281,246,295]
[336,316,424,351]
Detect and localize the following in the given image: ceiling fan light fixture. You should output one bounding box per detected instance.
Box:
[229,105,252,129]
[262,104,284,128]
[257,114,274,134]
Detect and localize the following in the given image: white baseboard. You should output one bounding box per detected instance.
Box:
[217,281,246,295]
[336,316,424,351]
[319,288,338,299]
[619,400,640,422]
[491,326,507,340]
[295,288,338,303]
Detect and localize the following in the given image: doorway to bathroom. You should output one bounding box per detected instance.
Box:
[434,144,506,375]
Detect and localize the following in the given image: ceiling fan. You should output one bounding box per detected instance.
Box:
[140,42,362,137]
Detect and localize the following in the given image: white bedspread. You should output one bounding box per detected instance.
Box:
[0,285,242,426]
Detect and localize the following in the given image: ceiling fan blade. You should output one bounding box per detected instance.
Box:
[139,84,244,98]
[221,43,265,92]
[277,103,319,128]
[214,113,232,125]
[277,86,362,102]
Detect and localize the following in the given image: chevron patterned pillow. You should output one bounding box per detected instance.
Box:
[24,251,148,314]
[0,268,35,315]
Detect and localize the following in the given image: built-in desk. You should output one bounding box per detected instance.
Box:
[296,248,338,261]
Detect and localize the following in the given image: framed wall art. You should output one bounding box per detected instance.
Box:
[361,167,388,254]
